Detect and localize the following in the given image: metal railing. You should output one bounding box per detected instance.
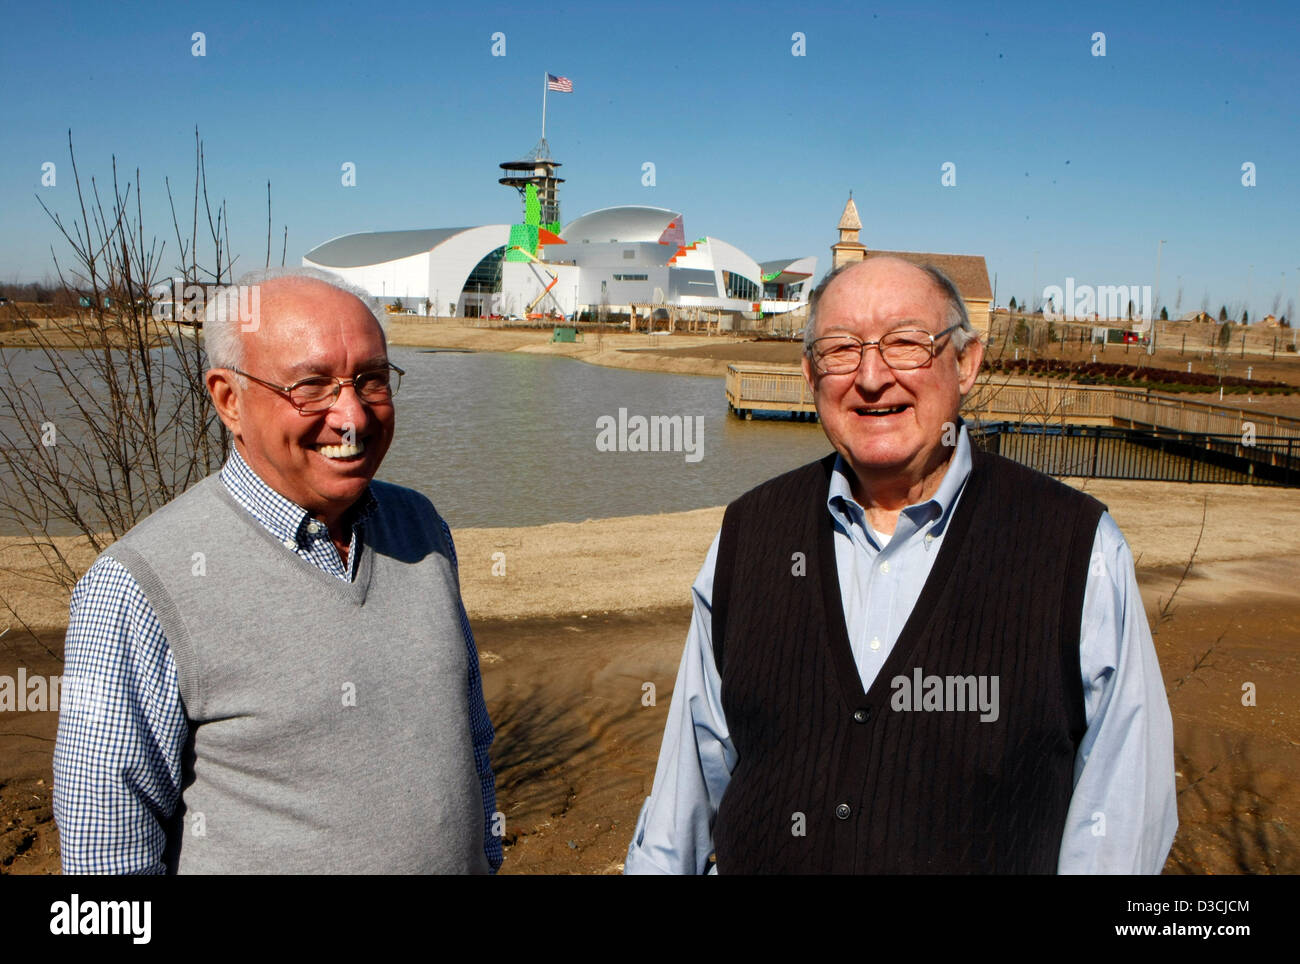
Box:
[969,422,1299,487]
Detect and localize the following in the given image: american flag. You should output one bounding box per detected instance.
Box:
[546,74,573,92]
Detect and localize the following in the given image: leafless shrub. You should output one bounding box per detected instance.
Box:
[0,129,283,649]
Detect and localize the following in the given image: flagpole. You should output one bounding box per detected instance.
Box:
[541,72,547,141]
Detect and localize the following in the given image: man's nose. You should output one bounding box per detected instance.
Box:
[325,382,373,431]
[854,343,896,393]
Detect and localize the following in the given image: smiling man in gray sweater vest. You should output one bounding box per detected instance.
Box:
[53,270,499,874]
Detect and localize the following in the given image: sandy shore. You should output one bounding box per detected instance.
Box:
[5,478,1299,631]
[384,319,757,377]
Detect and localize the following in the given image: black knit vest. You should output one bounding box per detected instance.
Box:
[711,448,1105,874]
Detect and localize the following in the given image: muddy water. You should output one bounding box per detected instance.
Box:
[0,346,834,533]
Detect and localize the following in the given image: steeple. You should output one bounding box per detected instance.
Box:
[831,192,867,269]
[837,192,862,240]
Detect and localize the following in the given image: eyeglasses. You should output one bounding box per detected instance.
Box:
[809,324,961,374]
[232,364,404,413]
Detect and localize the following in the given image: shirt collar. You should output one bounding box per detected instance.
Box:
[826,418,973,538]
[219,446,378,547]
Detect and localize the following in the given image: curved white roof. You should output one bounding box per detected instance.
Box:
[561,206,683,244]
[760,256,818,284]
[305,228,480,268]
[301,225,511,307]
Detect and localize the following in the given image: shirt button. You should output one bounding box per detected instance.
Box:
[879,561,890,573]
[869,637,881,651]
[924,533,934,543]
[835,803,852,820]
[281,538,296,550]
[306,521,322,535]
[853,708,871,723]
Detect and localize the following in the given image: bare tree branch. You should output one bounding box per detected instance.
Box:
[0,129,285,648]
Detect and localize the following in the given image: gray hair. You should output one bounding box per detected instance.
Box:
[203,266,386,375]
[803,260,980,360]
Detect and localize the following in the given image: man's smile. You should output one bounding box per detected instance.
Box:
[853,403,912,418]
[314,439,367,460]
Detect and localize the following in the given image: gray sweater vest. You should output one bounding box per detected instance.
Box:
[105,475,488,874]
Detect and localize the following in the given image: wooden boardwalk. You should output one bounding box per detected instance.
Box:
[725,364,1300,442]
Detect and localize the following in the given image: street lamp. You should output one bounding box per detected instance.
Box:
[1245,264,1253,325]
[1150,239,1165,355]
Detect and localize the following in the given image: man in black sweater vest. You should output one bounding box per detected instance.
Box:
[625,257,1177,874]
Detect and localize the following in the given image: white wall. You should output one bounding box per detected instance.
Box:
[706,236,764,306]
[501,261,580,317]
[304,224,511,316]
[305,249,433,305]
[428,225,511,317]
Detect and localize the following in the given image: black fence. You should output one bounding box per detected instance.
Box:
[969,421,1299,487]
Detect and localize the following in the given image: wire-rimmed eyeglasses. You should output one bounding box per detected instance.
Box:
[231,363,405,413]
[809,324,961,374]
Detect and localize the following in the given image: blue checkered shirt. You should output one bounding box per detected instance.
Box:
[53,448,501,874]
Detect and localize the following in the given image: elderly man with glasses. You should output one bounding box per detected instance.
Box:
[625,256,1176,874]
[54,269,499,874]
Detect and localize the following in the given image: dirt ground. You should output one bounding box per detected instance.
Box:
[2,479,1299,875]
[4,561,1297,876]
[494,555,1300,875]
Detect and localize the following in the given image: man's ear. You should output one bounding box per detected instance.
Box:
[206,370,242,436]
[956,335,985,395]
[801,353,816,392]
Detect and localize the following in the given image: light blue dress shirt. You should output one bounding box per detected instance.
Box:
[625,423,1178,874]
[52,447,500,874]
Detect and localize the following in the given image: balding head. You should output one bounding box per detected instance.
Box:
[204,268,384,376]
[805,258,977,360]
[203,269,396,531]
[799,255,985,509]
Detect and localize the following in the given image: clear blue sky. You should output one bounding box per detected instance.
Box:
[3,0,1297,319]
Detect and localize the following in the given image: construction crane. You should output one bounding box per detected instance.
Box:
[509,245,564,319]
